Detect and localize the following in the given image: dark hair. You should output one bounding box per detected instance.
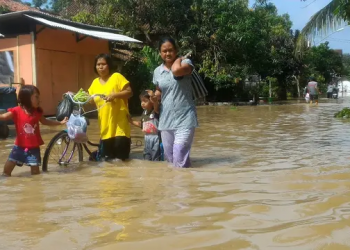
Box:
[18,85,42,113]
[139,90,150,99]
[309,76,316,81]
[94,53,113,75]
[158,37,177,51]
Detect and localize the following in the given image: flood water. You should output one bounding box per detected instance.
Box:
[1,98,350,250]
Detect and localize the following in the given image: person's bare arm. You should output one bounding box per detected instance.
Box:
[171,58,193,77]
[155,86,162,102]
[0,112,13,121]
[104,84,133,102]
[40,116,68,126]
[151,95,160,114]
[128,116,141,128]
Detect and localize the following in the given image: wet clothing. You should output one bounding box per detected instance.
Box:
[144,135,160,161]
[8,106,44,148]
[101,136,131,161]
[153,59,198,167]
[88,73,131,139]
[307,81,318,95]
[89,73,131,160]
[327,84,334,98]
[327,84,334,93]
[310,94,318,101]
[8,146,41,166]
[160,128,195,168]
[153,59,198,131]
[140,110,161,161]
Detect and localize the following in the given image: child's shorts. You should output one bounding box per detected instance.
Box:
[8,146,41,167]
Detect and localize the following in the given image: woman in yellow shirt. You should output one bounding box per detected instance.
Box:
[88,54,133,161]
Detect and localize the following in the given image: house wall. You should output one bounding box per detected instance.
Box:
[35,25,109,115]
[0,34,33,89]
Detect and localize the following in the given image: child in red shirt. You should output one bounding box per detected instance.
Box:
[0,85,68,176]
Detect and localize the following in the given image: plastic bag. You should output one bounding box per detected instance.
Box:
[56,95,73,121]
[142,121,158,134]
[305,93,310,103]
[67,114,88,143]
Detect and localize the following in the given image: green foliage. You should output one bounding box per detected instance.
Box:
[39,0,347,102]
[51,0,74,13]
[0,5,10,14]
[122,58,153,114]
[334,108,350,118]
[342,54,350,78]
[32,0,47,8]
[303,42,343,83]
[140,46,162,74]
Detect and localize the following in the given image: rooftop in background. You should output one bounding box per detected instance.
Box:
[0,10,141,43]
[0,0,38,12]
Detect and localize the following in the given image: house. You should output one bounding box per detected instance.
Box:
[0,10,141,115]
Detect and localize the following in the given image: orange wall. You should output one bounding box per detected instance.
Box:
[35,25,109,55]
[18,35,33,86]
[35,26,109,115]
[0,35,33,90]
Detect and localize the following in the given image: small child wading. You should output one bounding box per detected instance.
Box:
[0,85,68,176]
[130,90,161,161]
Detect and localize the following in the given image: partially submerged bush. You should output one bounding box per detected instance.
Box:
[334,108,350,118]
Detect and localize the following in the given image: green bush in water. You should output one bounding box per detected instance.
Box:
[334,108,350,118]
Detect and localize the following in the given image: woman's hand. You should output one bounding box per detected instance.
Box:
[145,90,157,103]
[150,95,158,103]
[103,94,116,102]
[60,117,69,124]
[171,57,193,77]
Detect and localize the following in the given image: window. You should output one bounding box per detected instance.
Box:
[0,51,14,84]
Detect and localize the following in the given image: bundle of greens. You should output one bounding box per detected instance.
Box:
[73,88,90,102]
[334,108,350,118]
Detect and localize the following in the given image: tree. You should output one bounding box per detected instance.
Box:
[32,0,47,8]
[55,0,341,102]
[298,42,344,93]
[0,6,10,14]
[297,0,349,53]
[342,54,350,78]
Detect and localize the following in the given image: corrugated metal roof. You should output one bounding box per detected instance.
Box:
[24,14,141,43]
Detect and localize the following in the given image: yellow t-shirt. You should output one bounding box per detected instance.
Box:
[88,73,131,140]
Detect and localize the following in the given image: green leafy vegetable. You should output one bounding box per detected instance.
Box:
[73,88,90,102]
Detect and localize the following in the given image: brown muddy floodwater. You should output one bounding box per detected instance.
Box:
[1,98,350,250]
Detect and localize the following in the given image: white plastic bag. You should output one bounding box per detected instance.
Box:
[66,114,88,143]
[305,93,310,103]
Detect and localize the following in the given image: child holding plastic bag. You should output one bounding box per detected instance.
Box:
[0,85,68,176]
[305,93,310,103]
[129,90,161,161]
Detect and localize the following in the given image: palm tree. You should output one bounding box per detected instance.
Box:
[296,0,349,55]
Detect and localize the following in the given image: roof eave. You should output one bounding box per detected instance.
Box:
[0,10,122,33]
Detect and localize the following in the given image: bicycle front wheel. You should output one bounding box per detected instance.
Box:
[42,130,83,172]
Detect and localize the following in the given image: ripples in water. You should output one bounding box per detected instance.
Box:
[1,98,350,249]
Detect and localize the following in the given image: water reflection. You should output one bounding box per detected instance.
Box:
[1,99,350,249]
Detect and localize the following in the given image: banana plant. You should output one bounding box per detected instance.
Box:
[141,46,162,74]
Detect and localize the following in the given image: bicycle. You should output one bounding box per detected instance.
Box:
[42,93,107,172]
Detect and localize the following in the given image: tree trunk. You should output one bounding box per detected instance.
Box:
[278,81,287,100]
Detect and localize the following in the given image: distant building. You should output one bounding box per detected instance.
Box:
[334,49,343,56]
